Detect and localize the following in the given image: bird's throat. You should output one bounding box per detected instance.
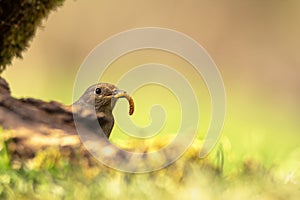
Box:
[97,109,114,138]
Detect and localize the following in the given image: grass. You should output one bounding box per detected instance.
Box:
[0,90,299,199]
[0,126,299,200]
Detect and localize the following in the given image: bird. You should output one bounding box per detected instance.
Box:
[72,83,134,138]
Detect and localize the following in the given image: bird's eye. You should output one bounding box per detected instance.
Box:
[95,88,102,94]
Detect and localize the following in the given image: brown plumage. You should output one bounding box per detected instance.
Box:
[73,83,134,138]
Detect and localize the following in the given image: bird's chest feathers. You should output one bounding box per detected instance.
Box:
[97,109,114,138]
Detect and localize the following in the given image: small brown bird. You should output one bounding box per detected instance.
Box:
[73,83,134,138]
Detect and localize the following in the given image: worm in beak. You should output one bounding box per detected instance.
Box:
[113,90,134,115]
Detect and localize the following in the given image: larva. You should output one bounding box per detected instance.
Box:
[128,97,134,115]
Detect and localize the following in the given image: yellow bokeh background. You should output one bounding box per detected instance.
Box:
[2,0,300,168]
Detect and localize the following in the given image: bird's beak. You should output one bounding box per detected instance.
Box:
[113,89,128,99]
[112,89,134,115]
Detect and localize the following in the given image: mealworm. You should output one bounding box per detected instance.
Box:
[128,97,134,115]
[111,92,134,115]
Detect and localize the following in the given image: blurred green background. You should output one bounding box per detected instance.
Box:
[1,0,300,198]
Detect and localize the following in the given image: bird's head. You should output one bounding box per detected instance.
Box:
[74,83,134,115]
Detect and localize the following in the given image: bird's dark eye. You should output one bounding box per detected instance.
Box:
[95,88,102,94]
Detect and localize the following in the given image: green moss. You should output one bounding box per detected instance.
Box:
[0,0,65,73]
[0,132,299,199]
[0,128,10,170]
